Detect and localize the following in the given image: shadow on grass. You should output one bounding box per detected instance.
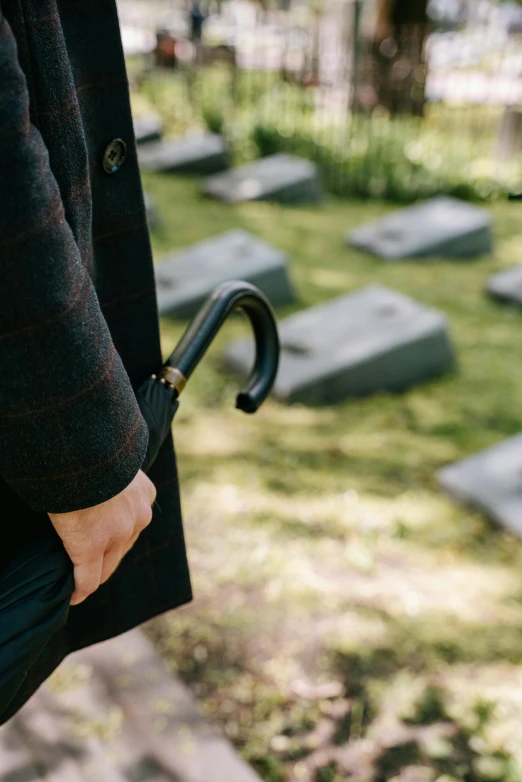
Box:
[148,596,522,782]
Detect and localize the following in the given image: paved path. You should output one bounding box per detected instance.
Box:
[0,630,261,782]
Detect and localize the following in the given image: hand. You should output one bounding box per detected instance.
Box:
[48,470,156,606]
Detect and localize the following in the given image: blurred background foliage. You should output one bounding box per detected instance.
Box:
[127,0,522,203]
[133,67,518,201]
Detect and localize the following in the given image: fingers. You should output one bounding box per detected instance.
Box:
[50,471,158,607]
[74,500,154,600]
[100,541,124,586]
[99,492,154,586]
[137,469,157,509]
[70,556,104,606]
[126,526,143,554]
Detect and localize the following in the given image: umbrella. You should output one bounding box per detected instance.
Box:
[0,280,280,724]
[139,280,280,470]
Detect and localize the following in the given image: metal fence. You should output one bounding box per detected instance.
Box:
[122,0,522,201]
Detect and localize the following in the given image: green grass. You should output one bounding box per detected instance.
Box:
[142,174,522,782]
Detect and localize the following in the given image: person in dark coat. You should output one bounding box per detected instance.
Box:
[0,0,192,719]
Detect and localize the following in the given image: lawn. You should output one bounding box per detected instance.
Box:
[142,172,522,782]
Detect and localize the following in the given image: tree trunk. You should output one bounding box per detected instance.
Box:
[307,4,323,85]
[360,0,430,116]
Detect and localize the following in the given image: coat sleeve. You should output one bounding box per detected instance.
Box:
[0,12,149,514]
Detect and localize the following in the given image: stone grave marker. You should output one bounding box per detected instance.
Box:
[203,153,322,204]
[225,284,455,405]
[138,133,229,174]
[486,265,522,306]
[133,112,163,144]
[156,228,295,319]
[348,196,493,260]
[438,434,522,539]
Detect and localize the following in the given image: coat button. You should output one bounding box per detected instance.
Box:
[102,138,127,174]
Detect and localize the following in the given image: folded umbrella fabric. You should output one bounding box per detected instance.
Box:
[0,534,74,723]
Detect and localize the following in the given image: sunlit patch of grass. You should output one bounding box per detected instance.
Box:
[141,174,522,780]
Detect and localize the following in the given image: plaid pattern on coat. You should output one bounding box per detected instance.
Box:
[0,0,192,718]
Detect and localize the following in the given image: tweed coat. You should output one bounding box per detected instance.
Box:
[0,0,192,718]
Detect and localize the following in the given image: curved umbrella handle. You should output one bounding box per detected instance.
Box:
[157,281,280,413]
